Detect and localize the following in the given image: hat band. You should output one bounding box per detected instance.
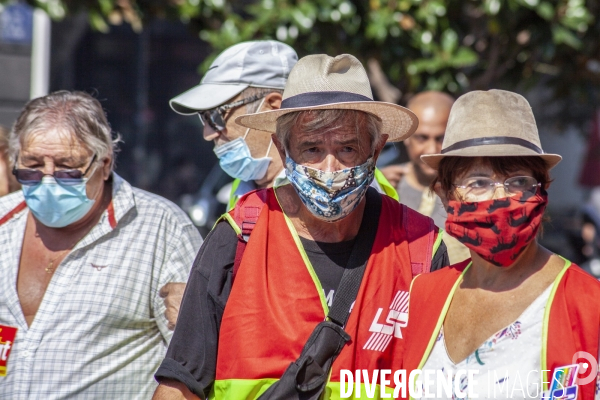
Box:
[441,136,543,154]
[281,91,372,109]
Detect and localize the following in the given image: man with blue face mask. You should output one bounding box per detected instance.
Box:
[169,40,296,211]
[0,91,202,399]
[154,54,450,400]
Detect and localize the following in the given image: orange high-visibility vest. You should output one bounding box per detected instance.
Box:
[402,260,600,400]
[213,188,439,399]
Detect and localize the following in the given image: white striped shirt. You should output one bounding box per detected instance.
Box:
[0,173,202,399]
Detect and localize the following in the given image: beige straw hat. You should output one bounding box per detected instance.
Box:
[421,89,562,169]
[235,54,418,142]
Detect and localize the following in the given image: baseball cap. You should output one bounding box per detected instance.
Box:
[170,40,298,115]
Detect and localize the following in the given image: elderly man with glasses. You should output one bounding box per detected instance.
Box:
[154,54,449,400]
[0,91,202,399]
[169,40,298,211]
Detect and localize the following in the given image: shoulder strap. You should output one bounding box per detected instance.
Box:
[328,187,382,327]
[232,189,268,281]
[0,201,27,227]
[402,204,436,276]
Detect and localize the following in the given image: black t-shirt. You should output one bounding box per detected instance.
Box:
[299,236,355,307]
[154,207,449,399]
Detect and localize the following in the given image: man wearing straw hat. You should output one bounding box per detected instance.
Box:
[160,41,400,330]
[153,54,449,400]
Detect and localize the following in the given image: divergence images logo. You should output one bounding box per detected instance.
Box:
[363,291,408,352]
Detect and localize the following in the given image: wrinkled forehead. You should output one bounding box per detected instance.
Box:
[290,111,371,142]
[20,128,92,160]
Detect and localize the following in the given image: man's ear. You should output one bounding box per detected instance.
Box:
[101,156,112,181]
[433,182,449,209]
[272,134,286,163]
[264,92,283,111]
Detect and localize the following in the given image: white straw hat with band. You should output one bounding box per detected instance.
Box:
[235,54,418,142]
[421,89,562,169]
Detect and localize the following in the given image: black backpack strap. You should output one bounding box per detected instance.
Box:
[231,189,268,282]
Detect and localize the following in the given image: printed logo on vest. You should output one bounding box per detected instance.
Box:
[0,325,18,377]
[363,291,409,352]
[542,364,579,400]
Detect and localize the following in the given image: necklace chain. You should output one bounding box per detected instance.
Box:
[45,242,78,274]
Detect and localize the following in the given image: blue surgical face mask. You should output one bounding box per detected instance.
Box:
[213,98,272,182]
[22,175,96,228]
[284,153,375,222]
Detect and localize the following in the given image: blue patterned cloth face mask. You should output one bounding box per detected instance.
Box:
[213,98,272,182]
[284,154,375,222]
[22,176,96,228]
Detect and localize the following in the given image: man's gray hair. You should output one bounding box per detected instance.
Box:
[242,87,284,114]
[275,109,383,152]
[9,91,120,170]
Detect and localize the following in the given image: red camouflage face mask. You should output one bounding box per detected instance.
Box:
[445,190,548,267]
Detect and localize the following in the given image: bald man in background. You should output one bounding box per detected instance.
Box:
[380,91,469,264]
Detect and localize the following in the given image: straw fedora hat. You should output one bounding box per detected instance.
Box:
[421,89,562,169]
[235,54,418,142]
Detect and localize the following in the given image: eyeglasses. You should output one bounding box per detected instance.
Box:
[453,176,540,202]
[198,93,266,132]
[13,154,98,186]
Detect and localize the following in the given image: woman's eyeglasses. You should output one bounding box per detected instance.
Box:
[453,176,540,202]
[13,154,98,186]
[198,93,266,132]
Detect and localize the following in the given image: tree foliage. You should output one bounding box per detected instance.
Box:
[7,0,600,125]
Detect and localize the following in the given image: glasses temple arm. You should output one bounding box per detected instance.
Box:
[82,154,98,176]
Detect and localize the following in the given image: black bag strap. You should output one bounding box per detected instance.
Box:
[327,187,382,327]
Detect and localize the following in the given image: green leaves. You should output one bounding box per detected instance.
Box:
[7,0,597,112]
[552,24,582,49]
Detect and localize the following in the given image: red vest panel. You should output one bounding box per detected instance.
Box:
[402,260,600,399]
[216,189,422,389]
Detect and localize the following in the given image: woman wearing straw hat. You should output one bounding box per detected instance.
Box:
[402,90,600,399]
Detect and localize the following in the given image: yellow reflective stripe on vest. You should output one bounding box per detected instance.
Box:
[432,228,443,260]
[212,379,397,399]
[212,378,276,399]
[219,212,241,235]
[228,179,242,211]
[374,168,399,201]
[273,189,330,315]
[540,257,571,392]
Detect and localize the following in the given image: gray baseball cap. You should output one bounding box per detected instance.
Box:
[170,40,298,115]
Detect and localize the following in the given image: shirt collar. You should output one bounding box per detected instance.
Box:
[108,172,135,228]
